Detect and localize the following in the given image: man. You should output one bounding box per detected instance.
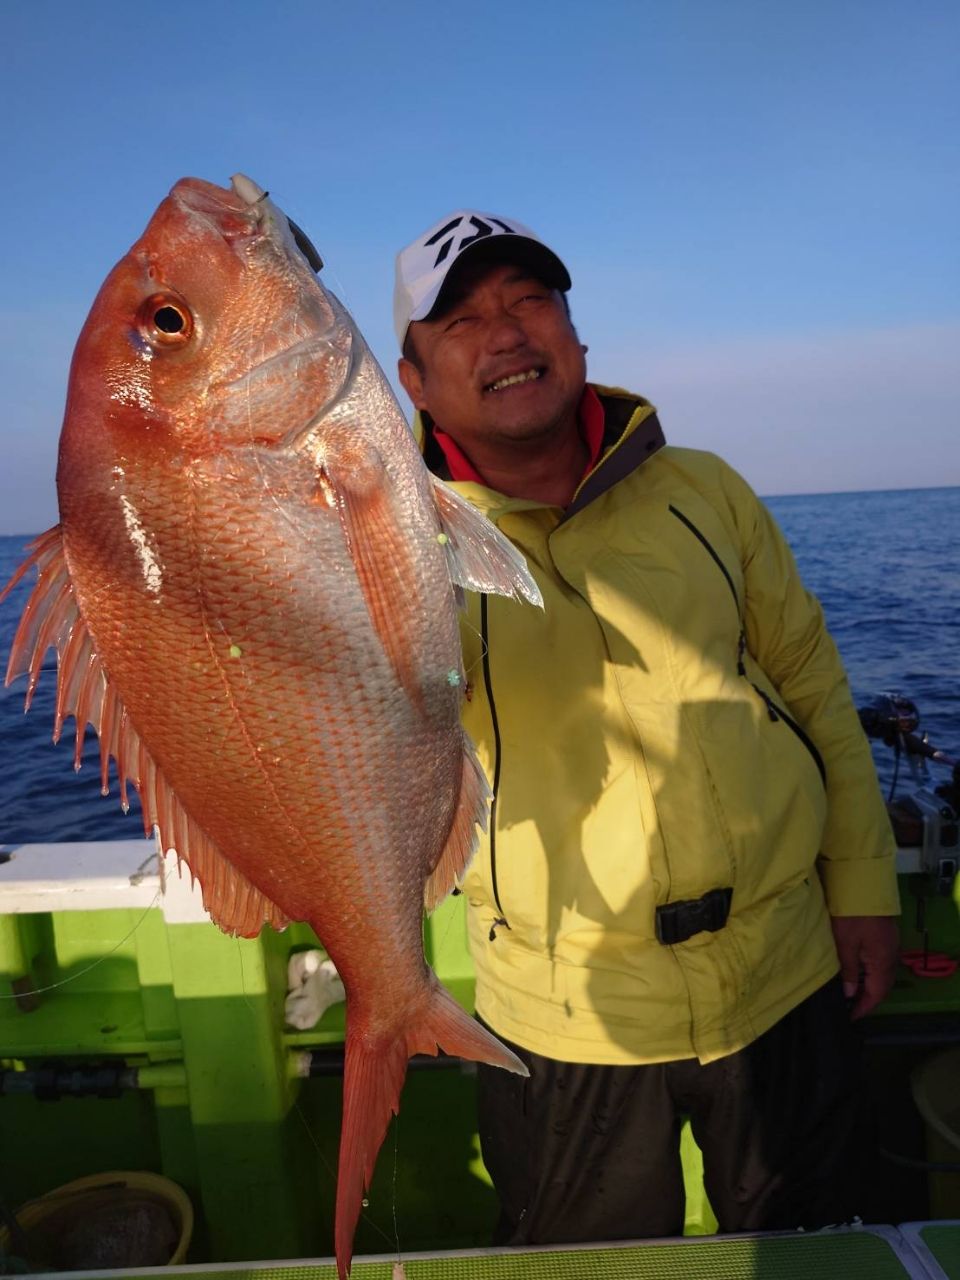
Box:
[393,211,900,1243]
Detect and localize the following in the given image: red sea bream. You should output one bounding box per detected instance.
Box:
[2,175,541,1277]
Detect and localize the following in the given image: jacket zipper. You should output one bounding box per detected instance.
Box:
[480,595,510,940]
[668,505,827,785]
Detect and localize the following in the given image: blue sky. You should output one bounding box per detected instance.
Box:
[1,1,957,534]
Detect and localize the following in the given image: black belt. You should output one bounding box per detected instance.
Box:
[655,887,733,946]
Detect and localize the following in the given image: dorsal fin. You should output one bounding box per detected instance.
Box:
[2,528,289,938]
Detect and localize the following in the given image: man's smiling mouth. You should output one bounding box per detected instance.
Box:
[484,368,544,393]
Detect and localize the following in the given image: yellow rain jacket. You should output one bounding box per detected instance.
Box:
[419,386,899,1066]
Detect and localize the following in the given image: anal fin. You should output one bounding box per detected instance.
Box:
[424,729,491,912]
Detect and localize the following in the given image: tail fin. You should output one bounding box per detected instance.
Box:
[334,981,526,1278]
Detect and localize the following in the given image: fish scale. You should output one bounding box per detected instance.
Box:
[1,174,542,1279]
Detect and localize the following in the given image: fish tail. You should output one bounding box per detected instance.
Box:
[335,984,526,1277]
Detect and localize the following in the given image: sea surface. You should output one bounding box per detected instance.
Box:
[1,485,958,843]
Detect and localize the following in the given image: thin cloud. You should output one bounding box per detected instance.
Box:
[591,324,960,495]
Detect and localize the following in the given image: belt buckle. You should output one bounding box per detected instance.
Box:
[655,887,733,946]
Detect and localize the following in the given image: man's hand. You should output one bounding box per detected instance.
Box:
[830,915,900,1020]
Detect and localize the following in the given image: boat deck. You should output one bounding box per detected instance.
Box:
[2,843,958,1271]
[21,1224,960,1280]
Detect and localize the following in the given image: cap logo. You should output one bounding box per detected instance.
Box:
[423,215,516,268]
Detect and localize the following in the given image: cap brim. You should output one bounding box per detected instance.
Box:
[413,235,572,324]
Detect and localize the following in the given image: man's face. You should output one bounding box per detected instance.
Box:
[398,262,586,457]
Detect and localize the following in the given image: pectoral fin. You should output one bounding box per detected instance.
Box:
[318,437,429,708]
[430,476,543,607]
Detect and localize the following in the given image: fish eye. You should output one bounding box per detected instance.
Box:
[138,293,194,348]
[155,306,185,333]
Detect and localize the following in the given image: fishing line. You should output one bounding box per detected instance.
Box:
[234,941,341,1196]
[462,617,489,677]
[0,891,160,999]
[391,1114,404,1271]
[234,938,258,1017]
[292,1096,339,1189]
[291,1100,397,1250]
[232,933,336,1191]
[314,240,353,311]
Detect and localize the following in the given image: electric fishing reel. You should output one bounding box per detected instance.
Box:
[859,693,959,896]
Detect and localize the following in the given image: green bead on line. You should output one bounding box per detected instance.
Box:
[446,669,461,686]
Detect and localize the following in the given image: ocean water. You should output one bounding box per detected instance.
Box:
[1,485,958,843]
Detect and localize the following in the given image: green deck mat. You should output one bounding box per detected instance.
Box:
[919,1224,960,1279]
[69,1232,915,1280]
[250,1233,910,1279]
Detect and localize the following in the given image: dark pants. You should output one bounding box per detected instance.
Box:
[476,977,861,1245]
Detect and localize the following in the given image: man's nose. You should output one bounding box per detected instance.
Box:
[486,310,528,352]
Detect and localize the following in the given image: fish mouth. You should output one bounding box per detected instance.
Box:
[172,174,268,217]
[230,174,324,273]
[171,177,258,223]
[171,175,323,277]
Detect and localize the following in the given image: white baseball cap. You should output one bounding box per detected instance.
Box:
[394,209,571,348]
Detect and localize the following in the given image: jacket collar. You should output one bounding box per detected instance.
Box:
[563,388,665,521]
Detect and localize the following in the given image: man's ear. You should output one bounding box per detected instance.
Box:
[398,357,426,410]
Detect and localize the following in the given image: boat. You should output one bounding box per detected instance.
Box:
[1,697,958,1277]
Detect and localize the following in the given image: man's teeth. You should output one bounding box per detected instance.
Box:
[488,369,541,392]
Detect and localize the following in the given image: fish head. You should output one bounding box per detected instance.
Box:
[62,174,353,464]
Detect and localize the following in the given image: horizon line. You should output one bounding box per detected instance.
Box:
[761,482,959,501]
[0,481,957,541]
